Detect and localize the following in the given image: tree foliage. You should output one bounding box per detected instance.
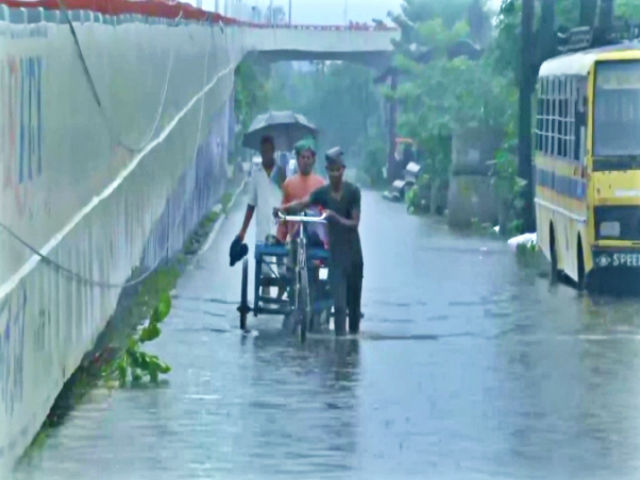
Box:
[233,59,385,184]
[394,0,640,227]
[401,0,478,28]
[392,1,516,182]
[617,0,640,21]
[234,61,270,133]
[269,61,386,185]
[492,0,640,87]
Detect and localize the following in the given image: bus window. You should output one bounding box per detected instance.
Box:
[551,89,557,156]
[594,61,640,157]
[574,98,584,162]
[536,97,543,151]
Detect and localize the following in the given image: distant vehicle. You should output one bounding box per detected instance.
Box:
[384,138,418,200]
[535,44,640,290]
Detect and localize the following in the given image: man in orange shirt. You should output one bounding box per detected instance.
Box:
[276,137,326,245]
[276,138,327,330]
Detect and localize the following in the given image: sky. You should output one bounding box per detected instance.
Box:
[266,0,404,24]
[196,0,503,25]
[200,0,405,24]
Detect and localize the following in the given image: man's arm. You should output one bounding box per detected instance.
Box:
[275,181,292,242]
[326,208,359,228]
[238,174,258,241]
[275,196,312,216]
[326,186,360,228]
[275,185,326,217]
[237,205,255,242]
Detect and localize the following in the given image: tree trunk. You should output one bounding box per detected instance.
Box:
[498,199,510,237]
[580,0,597,27]
[429,178,441,215]
[598,0,614,28]
[518,0,535,232]
[537,0,556,67]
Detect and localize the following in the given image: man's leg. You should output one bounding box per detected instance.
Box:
[329,265,348,336]
[346,262,363,334]
[308,265,321,331]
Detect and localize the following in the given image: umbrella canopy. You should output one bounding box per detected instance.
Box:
[242,111,318,152]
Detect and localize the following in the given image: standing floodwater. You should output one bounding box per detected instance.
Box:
[13,192,640,479]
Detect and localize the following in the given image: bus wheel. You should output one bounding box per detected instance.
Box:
[577,238,586,292]
[549,225,558,284]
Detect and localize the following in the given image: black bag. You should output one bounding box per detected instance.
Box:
[229,236,248,267]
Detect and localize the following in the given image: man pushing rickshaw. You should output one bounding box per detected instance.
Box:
[231,111,363,340]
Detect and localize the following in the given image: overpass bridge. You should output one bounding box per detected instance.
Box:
[0,0,396,471]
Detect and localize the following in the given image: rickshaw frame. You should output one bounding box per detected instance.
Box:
[237,213,332,342]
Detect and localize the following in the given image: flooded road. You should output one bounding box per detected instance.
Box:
[13,190,640,479]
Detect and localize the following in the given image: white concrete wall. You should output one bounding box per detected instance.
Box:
[0,10,395,471]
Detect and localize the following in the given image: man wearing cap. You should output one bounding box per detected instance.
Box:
[275,146,363,335]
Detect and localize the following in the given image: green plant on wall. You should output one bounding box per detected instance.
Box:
[107,292,172,386]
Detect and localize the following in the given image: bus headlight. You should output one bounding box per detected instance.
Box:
[599,221,621,238]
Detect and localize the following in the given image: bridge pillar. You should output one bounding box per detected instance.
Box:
[447,127,502,229]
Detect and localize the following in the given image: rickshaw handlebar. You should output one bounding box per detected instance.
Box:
[277,211,327,223]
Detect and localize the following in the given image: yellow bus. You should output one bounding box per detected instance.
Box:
[535,43,640,289]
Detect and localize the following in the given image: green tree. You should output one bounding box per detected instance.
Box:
[234,61,270,133]
[617,0,640,21]
[389,0,522,221]
[233,60,273,160]
[401,0,477,27]
[232,59,385,183]
[269,61,386,185]
[492,0,640,88]
[392,5,515,177]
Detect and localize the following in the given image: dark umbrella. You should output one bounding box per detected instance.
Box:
[242,111,318,151]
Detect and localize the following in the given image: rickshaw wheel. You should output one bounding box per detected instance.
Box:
[239,258,249,331]
[299,268,311,343]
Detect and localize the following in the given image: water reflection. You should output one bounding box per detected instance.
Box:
[240,332,361,476]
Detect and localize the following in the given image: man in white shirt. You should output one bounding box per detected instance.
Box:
[236,135,283,244]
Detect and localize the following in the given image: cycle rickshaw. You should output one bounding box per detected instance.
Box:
[237,211,333,342]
